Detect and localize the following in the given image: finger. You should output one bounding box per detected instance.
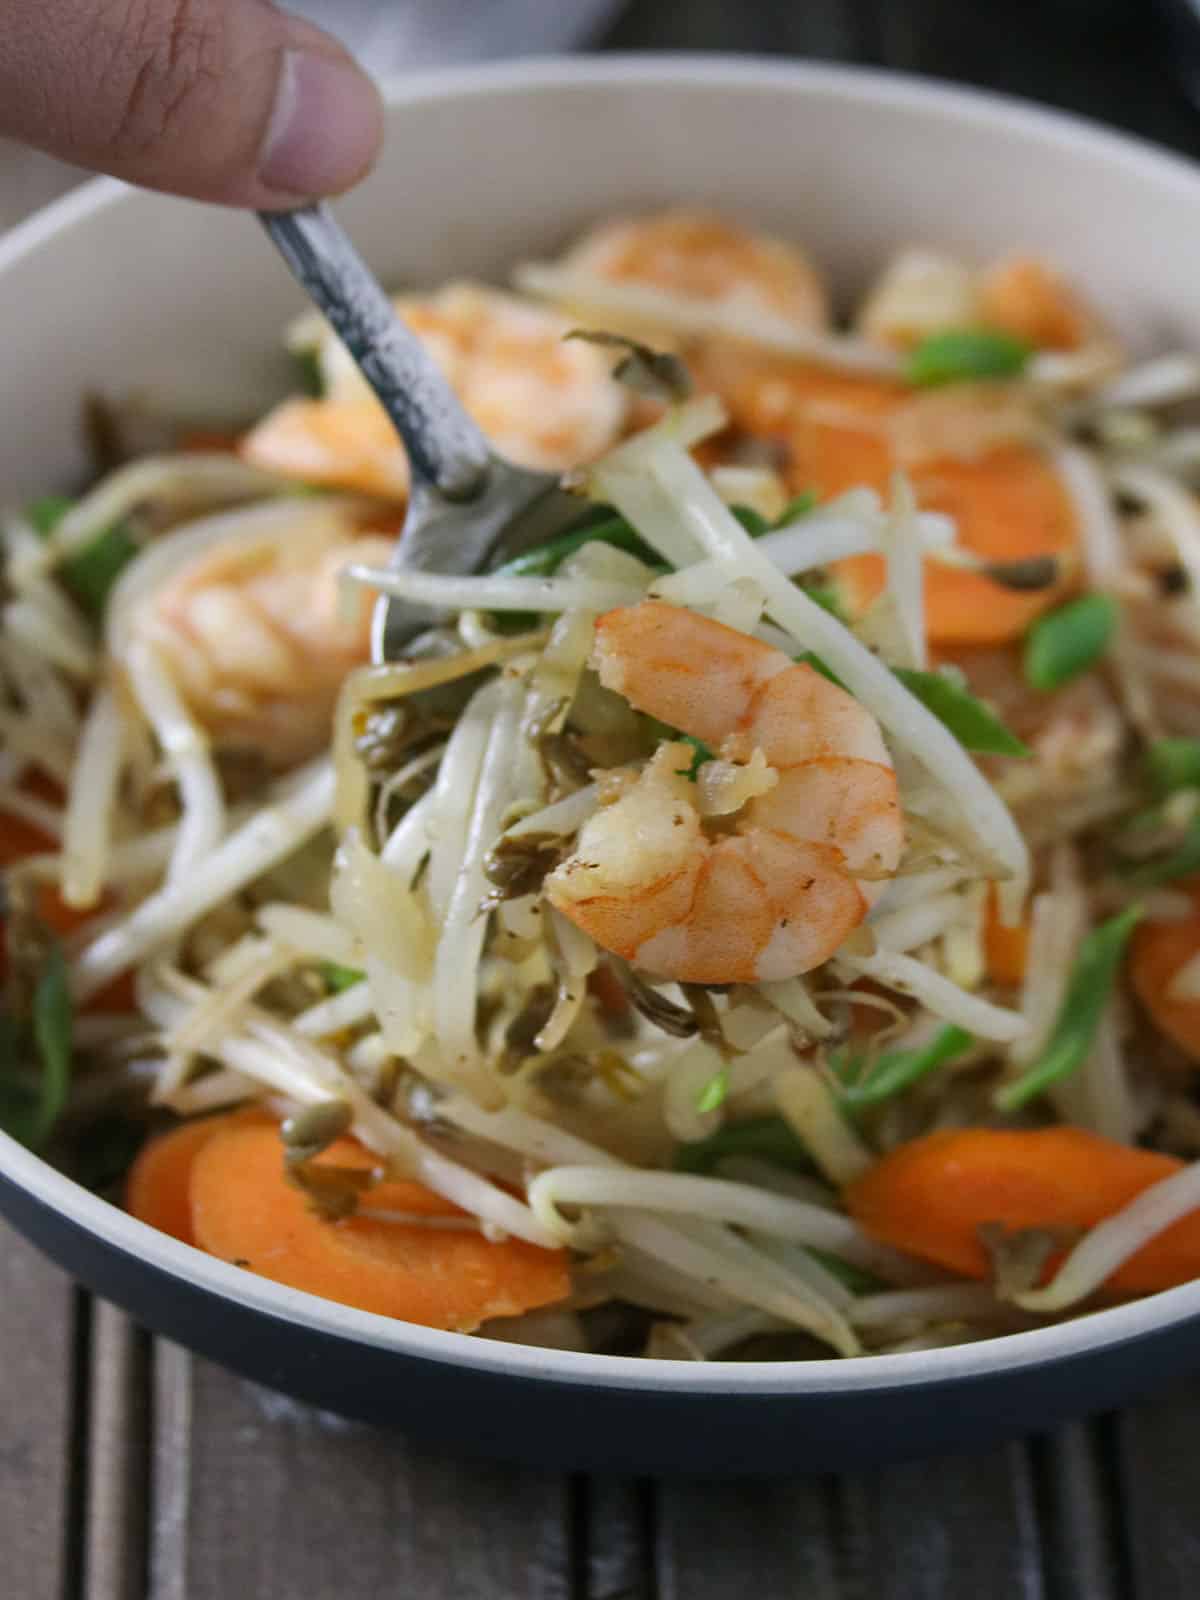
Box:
[0,0,383,207]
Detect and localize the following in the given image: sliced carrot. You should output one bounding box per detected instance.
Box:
[125,1107,273,1244]
[189,1125,570,1332]
[706,356,1076,645]
[844,1126,1197,1295]
[984,885,1030,988]
[1129,880,1200,1063]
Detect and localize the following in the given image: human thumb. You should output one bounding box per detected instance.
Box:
[0,0,383,207]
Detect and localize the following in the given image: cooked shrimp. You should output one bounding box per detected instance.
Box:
[855,248,1103,356]
[977,255,1097,352]
[242,283,628,499]
[561,208,830,332]
[546,601,903,983]
[129,505,393,767]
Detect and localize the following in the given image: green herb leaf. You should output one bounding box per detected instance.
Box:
[0,942,75,1151]
[26,494,74,537]
[674,735,716,781]
[1023,593,1118,692]
[694,1066,730,1114]
[906,328,1032,387]
[794,650,846,689]
[776,491,817,525]
[26,494,140,621]
[31,945,73,1146]
[804,1247,887,1296]
[494,512,660,582]
[60,525,141,620]
[1118,820,1200,889]
[674,1115,812,1175]
[293,346,325,398]
[994,906,1142,1113]
[833,1024,974,1111]
[729,504,770,538]
[798,577,849,623]
[893,667,1029,756]
[1145,738,1200,798]
[319,961,365,995]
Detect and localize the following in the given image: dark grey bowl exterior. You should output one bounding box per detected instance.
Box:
[4,1166,1199,1475]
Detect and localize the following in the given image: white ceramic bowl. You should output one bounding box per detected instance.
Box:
[3,57,1200,1475]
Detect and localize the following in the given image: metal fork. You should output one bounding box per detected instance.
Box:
[259,202,585,661]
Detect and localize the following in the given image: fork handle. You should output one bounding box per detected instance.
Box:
[259,203,491,501]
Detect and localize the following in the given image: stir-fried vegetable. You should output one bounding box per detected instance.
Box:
[12,208,1200,1363]
[674,1115,813,1175]
[832,1025,974,1112]
[994,906,1142,1112]
[1120,826,1200,889]
[28,494,140,621]
[187,1121,570,1330]
[1023,593,1118,691]
[892,669,1029,757]
[319,961,366,994]
[0,941,74,1151]
[847,1127,1200,1296]
[1145,738,1200,798]
[905,328,1031,387]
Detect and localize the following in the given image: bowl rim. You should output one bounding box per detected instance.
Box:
[5,51,1200,1395]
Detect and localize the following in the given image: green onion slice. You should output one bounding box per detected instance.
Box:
[1023,593,1118,692]
[893,668,1029,757]
[1145,738,1200,798]
[993,906,1142,1113]
[833,1024,974,1110]
[906,328,1032,387]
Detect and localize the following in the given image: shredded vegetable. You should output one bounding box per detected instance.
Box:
[8,206,1200,1360]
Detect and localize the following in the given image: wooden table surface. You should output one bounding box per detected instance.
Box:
[5,2,1200,1595]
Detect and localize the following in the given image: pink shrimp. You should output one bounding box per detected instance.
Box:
[132,506,393,768]
[562,208,830,332]
[242,283,629,500]
[546,601,904,984]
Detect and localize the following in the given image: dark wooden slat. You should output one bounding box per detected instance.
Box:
[1030,1422,1124,1600]
[0,1221,81,1600]
[83,1304,150,1600]
[1116,1375,1200,1599]
[585,1477,652,1600]
[148,1341,574,1600]
[655,1478,841,1599]
[832,1443,1044,1600]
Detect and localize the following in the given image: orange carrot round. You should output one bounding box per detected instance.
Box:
[706,356,1076,645]
[188,1124,570,1332]
[125,1108,273,1244]
[1129,882,1200,1063]
[844,1126,1197,1295]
